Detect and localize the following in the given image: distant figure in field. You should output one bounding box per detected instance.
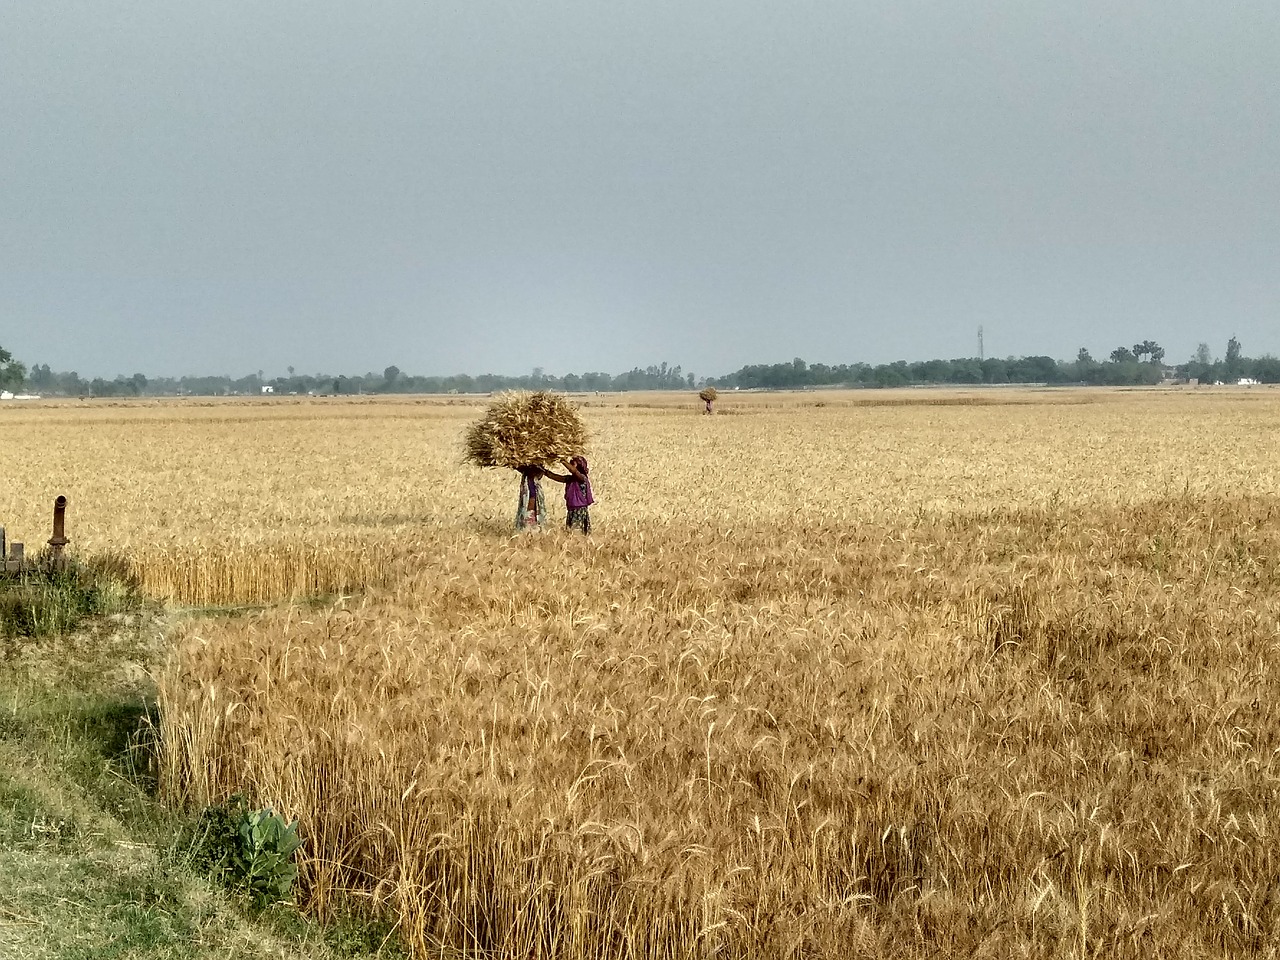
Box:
[516,465,546,529]
[704,397,713,414]
[544,456,594,534]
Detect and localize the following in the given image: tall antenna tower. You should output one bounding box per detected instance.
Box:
[978,325,985,361]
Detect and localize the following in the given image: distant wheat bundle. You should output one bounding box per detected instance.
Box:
[699,387,717,402]
[463,391,588,468]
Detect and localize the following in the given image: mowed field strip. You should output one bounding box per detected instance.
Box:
[3,387,1280,957]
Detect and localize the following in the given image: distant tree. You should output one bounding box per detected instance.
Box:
[230,372,262,394]
[1007,355,1061,383]
[1077,347,1094,364]
[59,371,86,396]
[947,358,982,383]
[980,357,1009,383]
[1109,346,1135,364]
[89,377,127,397]
[28,363,54,390]
[1128,340,1163,364]
[803,362,824,383]
[382,365,401,391]
[0,343,26,390]
[1250,355,1280,383]
[1183,342,1216,383]
[1225,336,1243,380]
[874,361,910,387]
[911,358,952,382]
[181,375,233,396]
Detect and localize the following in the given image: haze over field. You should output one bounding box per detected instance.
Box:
[4,1,1278,378]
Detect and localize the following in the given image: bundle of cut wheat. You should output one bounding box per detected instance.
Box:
[463,391,588,469]
[699,387,718,403]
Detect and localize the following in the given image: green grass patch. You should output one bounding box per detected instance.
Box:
[0,770,81,850]
[0,576,405,960]
[0,553,141,640]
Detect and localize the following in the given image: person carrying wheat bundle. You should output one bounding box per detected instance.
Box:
[464,391,591,532]
[515,465,546,528]
[699,386,717,414]
[543,456,594,534]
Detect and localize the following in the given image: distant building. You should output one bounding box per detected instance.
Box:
[261,385,275,394]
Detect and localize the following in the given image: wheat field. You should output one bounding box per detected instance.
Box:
[4,387,1280,957]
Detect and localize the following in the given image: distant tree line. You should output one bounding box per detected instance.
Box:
[7,337,1279,397]
[707,338,1279,390]
[17,361,699,397]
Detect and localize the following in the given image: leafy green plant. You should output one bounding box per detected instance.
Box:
[238,807,303,903]
[190,795,303,907]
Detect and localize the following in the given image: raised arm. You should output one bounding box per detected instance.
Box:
[542,470,571,484]
[563,460,587,482]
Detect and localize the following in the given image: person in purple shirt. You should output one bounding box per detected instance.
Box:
[543,456,594,534]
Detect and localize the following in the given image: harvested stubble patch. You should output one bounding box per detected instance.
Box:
[463,391,588,469]
[159,494,1280,959]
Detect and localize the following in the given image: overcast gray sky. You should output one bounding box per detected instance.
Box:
[3,1,1277,378]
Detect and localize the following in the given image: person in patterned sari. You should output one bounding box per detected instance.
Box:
[515,465,546,530]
